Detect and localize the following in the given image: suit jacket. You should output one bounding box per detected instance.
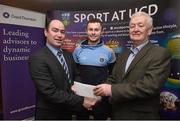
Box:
[28,46,84,117]
[108,42,171,119]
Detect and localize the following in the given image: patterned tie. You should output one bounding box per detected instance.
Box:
[57,50,71,83]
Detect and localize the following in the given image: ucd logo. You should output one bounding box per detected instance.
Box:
[61,12,71,26]
[99,58,105,63]
[3,12,10,18]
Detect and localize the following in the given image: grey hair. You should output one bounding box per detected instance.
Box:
[130,11,153,28]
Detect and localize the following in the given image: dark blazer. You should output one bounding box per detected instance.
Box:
[108,42,171,120]
[28,46,84,119]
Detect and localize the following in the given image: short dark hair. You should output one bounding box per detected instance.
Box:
[86,18,103,30]
[45,17,53,30]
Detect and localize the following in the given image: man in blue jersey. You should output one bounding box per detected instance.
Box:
[73,18,116,120]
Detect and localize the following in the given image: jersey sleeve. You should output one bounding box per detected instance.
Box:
[106,46,116,64]
[72,47,80,63]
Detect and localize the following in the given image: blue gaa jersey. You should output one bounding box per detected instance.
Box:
[73,40,116,85]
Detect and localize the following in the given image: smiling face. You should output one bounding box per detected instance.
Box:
[44,19,65,48]
[86,21,103,45]
[129,13,153,47]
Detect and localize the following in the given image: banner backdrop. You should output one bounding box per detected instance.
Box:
[47,0,179,119]
[0,5,45,119]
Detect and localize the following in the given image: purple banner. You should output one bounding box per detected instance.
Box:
[0,23,44,119]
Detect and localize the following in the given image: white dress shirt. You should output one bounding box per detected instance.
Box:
[125,41,149,73]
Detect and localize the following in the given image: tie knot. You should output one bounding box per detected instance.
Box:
[57,50,63,56]
[130,48,139,55]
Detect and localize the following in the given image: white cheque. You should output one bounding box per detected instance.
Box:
[74,81,101,100]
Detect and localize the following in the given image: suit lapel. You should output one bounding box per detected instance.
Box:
[117,49,131,80]
[45,47,67,76]
[44,47,72,89]
[125,42,152,75]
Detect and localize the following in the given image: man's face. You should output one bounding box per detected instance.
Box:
[129,16,152,46]
[44,20,65,48]
[86,22,103,44]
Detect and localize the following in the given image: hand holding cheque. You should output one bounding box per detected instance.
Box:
[71,81,101,110]
[93,84,112,97]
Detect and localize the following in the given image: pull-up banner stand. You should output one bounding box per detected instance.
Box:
[0,4,45,120]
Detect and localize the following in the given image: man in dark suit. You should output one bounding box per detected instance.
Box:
[28,18,96,120]
[94,11,171,119]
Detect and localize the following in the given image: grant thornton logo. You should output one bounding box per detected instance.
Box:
[2,11,36,21]
[3,12,10,18]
